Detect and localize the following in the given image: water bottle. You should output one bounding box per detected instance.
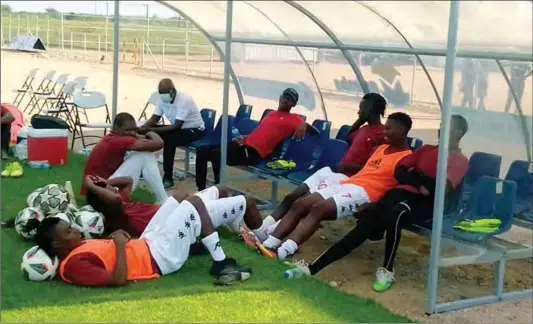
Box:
[28,161,51,169]
[231,127,242,141]
[284,268,304,279]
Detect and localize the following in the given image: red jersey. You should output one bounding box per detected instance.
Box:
[244,110,303,158]
[341,124,385,165]
[80,133,138,194]
[118,190,160,236]
[397,145,469,194]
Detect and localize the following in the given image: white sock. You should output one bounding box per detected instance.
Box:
[277,239,299,260]
[262,235,282,249]
[201,232,226,261]
[250,216,276,241]
[229,218,242,233]
[266,220,281,237]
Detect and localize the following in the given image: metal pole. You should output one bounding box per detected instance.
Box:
[70,32,73,52]
[410,58,417,104]
[17,14,20,36]
[98,34,101,53]
[61,14,64,53]
[209,45,214,78]
[162,39,165,70]
[105,3,109,54]
[145,4,149,53]
[8,14,12,40]
[185,20,189,74]
[111,0,120,121]
[425,0,460,315]
[219,0,233,185]
[46,15,50,48]
[26,15,29,36]
[36,15,39,37]
[84,33,87,57]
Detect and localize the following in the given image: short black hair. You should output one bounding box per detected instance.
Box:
[86,190,108,215]
[112,112,136,130]
[34,217,61,258]
[362,92,387,117]
[388,112,412,132]
[451,114,468,136]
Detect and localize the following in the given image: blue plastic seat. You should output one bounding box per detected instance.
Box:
[287,139,348,184]
[335,124,352,141]
[260,109,275,121]
[201,108,217,134]
[442,176,516,242]
[235,118,259,136]
[190,115,236,149]
[312,119,332,144]
[235,104,253,126]
[462,152,502,202]
[505,160,533,222]
[406,136,423,151]
[255,135,320,177]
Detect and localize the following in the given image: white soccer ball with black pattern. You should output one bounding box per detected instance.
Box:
[31,184,70,215]
[15,207,45,239]
[79,205,95,212]
[72,210,105,238]
[26,188,42,207]
[21,246,59,281]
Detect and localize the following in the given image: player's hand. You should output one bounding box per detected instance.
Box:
[137,126,150,135]
[233,137,244,146]
[110,229,130,245]
[93,175,108,186]
[420,186,431,196]
[293,123,306,141]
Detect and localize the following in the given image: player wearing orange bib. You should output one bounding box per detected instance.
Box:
[257,112,413,260]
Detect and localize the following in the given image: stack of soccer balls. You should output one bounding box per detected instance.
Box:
[18,184,106,281]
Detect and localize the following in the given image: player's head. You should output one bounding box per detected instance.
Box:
[384,112,412,146]
[112,112,137,136]
[85,178,120,220]
[158,78,176,104]
[278,88,299,112]
[35,217,83,258]
[359,93,387,122]
[440,114,468,147]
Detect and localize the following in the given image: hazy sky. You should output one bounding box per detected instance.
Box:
[2,1,178,18]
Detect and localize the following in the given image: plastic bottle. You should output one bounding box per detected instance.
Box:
[28,161,51,169]
[231,127,242,141]
[284,268,304,279]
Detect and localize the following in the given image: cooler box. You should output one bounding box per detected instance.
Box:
[27,128,69,165]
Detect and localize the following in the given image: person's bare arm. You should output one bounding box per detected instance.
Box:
[106,177,133,193]
[130,131,164,152]
[84,176,122,206]
[141,114,161,129]
[0,110,15,124]
[143,120,184,135]
[107,230,130,286]
[293,122,319,140]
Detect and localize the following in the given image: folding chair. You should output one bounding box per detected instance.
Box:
[31,73,71,116]
[43,81,80,130]
[505,160,533,224]
[23,70,57,113]
[138,91,161,121]
[287,138,348,184]
[12,68,40,107]
[407,136,423,151]
[335,124,352,141]
[234,104,253,126]
[71,91,111,150]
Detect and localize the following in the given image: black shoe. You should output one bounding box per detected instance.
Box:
[163,178,174,190]
[211,258,252,286]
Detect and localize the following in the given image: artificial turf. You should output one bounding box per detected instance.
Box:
[0,153,411,323]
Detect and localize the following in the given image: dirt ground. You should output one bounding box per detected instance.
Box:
[1,49,531,323]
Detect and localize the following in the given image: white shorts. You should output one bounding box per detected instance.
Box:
[314,184,370,219]
[304,167,349,194]
[195,186,247,228]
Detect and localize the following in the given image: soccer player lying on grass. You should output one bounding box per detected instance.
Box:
[283,115,469,293]
[254,112,413,260]
[246,93,388,241]
[34,185,266,286]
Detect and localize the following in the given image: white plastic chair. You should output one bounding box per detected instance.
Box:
[71,91,111,149]
[32,73,71,115]
[43,81,80,129]
[24,70,57,113]
[12,68,40,107]
[138,91,161,120]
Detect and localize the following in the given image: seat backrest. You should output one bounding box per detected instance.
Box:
[335,124,352,141]
[505,160,533,201]
[235,118,259,136]
[312,119,332,143]
[55,73,70,86]
[147,91,160,106]
[200,108,217,133]
[43,70,57,82]
[406,136,423,151]
[29,68,40,78]
[469,176,516,225]
[72,77,88,91]
[208,115,236,144]
[465,152,502,186]
[315,139,348,169]
[74,91,107,109]
[260,109,275,121]
[282,135,320,166]
[62,81,78,95]
[235,104,253,125]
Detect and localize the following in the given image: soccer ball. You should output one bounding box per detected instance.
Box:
[51,212,71,224]
[79,205,95,212]
[21,246,59,281]
[31,184,70,215]
[26,188,42,207]
[73,210,105,238]
[15,207,45,239]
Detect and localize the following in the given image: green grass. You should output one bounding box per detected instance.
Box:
[1,153,411,323]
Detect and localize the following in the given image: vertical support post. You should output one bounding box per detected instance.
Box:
[70,32,73,52]
[494,260,505,299]
[185,20,189,74]
[84,33,87,58]
[219,0,233,185]
[8,14,12,41]
[209,45,214,78]
[111,0,120,121]
[162,39,166,70]
[145,4,149,54]
[410,58,417,104]
[98,34,101,53]
[36,15,39,37]
[425,0,460,315]
[61,14,64,53]
[105,3,109,54]
[26,15,29,36]
[46,15,50,49]
[17,14,21,36]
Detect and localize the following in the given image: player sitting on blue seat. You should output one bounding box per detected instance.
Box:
[34,186,266,287]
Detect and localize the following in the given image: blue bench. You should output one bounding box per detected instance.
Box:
[407,136,423,151]
[335,124,352,141]
[505,160,533,226]
[235,104,253,126]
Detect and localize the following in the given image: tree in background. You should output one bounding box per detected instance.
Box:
[1,4,12,14]
[45,8,61,19]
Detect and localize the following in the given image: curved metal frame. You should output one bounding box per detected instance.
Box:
[496,60,532,162]
[157,1,245,105]
[355,1,443,109]
[285,0,369,95]
[243,1,328,120]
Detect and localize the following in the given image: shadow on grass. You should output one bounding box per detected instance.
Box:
[1,153,411,323]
